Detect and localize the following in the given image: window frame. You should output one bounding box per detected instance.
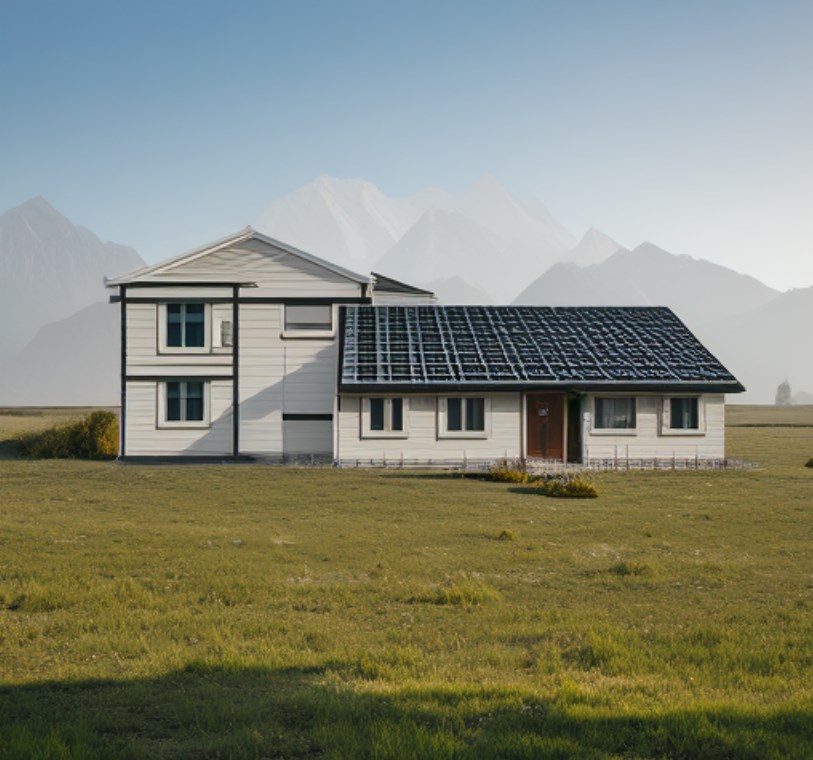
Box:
[591,396,638,436]
[158,302,212,354]
[438,396,490,439]
[361,396,409,439]
[281,303,336,339]
[661,395,705,436]
[157,380,211,429]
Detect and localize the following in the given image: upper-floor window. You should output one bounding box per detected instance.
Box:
[594,397,636,430]
[167,304,205,348]
[284,304,333,332]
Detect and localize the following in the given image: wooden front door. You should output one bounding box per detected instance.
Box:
[526,394,565,460]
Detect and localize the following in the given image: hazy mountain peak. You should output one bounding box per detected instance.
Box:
[0,197,143,357]
[566,227,622,267]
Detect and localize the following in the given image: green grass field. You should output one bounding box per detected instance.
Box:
[1,406,812,758]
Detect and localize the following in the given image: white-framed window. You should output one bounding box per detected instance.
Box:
[282,304,334,338]
[158,303,211,353]
[362,397,408,438]
[157,381,210,428]
[593,396,637,434]
[439,397,489,438]
[662,396,704,435]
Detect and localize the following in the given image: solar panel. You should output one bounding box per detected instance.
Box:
[340,306,741,390]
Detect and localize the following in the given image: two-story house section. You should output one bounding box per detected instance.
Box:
[107,228,433,460]
[109,228,744,465]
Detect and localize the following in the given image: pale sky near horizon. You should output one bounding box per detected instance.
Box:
[2,0,811,291]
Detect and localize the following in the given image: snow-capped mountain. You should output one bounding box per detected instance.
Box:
[256,174,577,302]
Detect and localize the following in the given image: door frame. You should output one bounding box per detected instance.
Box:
[524,392,567,461]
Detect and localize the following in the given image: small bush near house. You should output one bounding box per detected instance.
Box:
[16,411,118,460]
[485,458,532,483]
[536,474,598,499]
[805,458,813,468]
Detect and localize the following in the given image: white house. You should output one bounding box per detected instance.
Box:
[108,228,744,465]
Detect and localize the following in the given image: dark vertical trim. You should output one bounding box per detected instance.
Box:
[120,286,127,459]
[336,306,347,393]
[232,286,240,457]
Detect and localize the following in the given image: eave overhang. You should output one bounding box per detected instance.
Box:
[338,380,746,394]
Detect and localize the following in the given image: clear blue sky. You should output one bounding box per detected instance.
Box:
[2,0,811,289]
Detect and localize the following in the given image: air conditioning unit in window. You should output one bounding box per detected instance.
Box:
[220,320,233,347]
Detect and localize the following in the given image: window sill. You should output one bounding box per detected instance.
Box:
[438,431,489,440]
[362,431,409,439]
[157,421,211,430]
[281,330,335,340]
[158,347,213,355]
[661,429,705,437]
[590,429,638,436]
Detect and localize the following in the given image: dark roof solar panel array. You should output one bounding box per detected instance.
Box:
[340,305,744,391]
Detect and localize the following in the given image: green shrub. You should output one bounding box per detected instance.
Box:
[805,458,813,468]
[536,474,598,498]
[17,411,118,460]
[485,458,531,483]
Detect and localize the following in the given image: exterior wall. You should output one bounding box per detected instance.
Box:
[336,392,727,466]
[371,291,436,305]
[337,393,522,465]
[141,239,363,298]
[125,379,233,456]
[238,304,337,457]
[122,282,350,458]
[582,393,725,461]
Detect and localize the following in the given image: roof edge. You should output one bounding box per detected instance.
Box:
[106,227,369,286]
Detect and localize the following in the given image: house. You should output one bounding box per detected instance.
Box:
[108,228,744,464]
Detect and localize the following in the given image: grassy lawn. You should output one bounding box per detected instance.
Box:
[0,406,812,758]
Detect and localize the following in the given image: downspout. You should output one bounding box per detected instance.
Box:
[232,285,240,458]
[119,285,127,459]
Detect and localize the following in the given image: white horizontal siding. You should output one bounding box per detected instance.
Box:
[372,292,436,305]
[126,304,157,358]
[239,304,283,455]
[337,393,522,464]
[283,341,337,414]
[125,380,233,456]
[125,287,236,299]
[584,394,725,460]
[145,240,363,298]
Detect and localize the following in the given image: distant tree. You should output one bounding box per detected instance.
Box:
[775,380,792,406]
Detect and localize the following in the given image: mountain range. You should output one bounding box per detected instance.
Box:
[257,174,575,303]
[0,178,810,405]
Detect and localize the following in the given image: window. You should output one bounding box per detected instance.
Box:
[441,397,487,437]
[363,397,407,437]
[284,304,333,332]
[167,304,205,348]
[665,397,702,432]
[594,397,636,430]
[165,381,205,423]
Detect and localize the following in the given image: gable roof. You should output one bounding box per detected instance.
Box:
[371,272,435,296]
[106,227,369,287]
[339,305,745,393]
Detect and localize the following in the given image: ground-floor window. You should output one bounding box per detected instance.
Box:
[362,397,407,437]
[440,397,488,437]
[161,381,208,426]
[663,396,703,433]
[594,397,636,430]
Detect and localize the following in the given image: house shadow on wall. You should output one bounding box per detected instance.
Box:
[182,344,337,459]
[1,663,809,757]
